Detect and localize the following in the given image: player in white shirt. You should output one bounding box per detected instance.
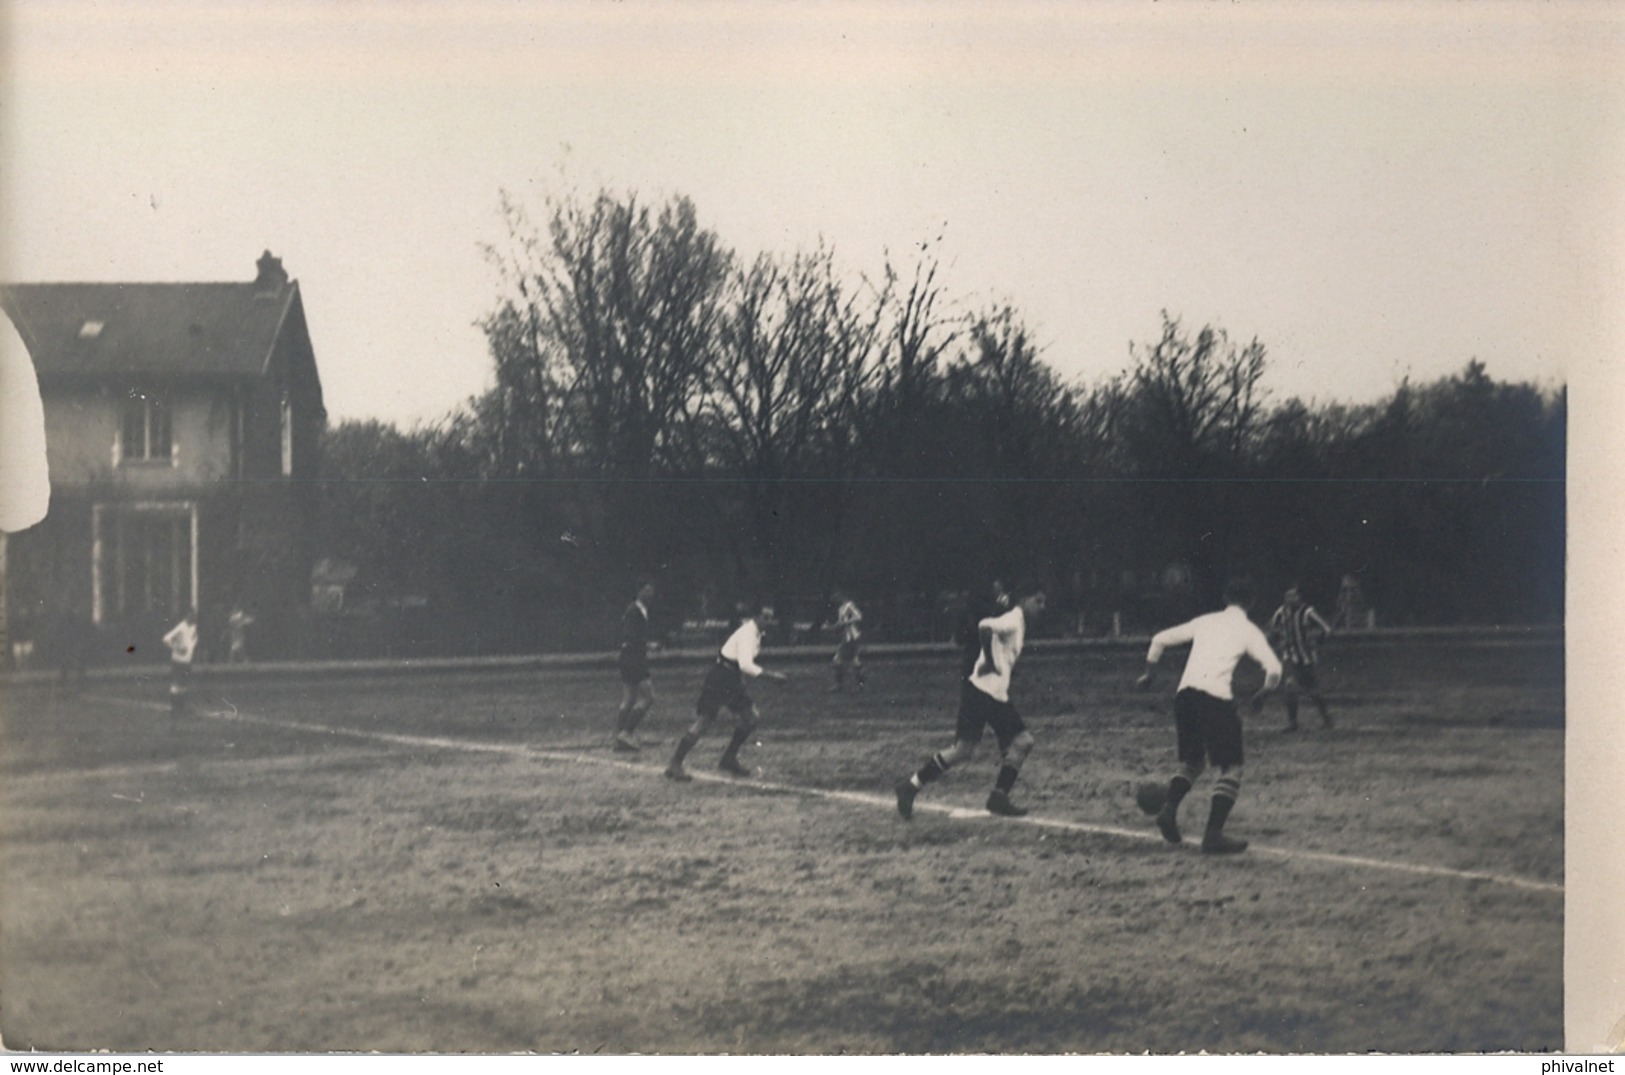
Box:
[829,591,866,692]
[895,581,1047,819]
[162,607,200,716]
[1136,578,1282,854]
[664,602,787,781]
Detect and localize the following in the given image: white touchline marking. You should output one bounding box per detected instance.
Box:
[88,693,1563,896]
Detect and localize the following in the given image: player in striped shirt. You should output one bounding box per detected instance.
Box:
[1137,578,1282,854]
[1266,585,1334,731]
[829,591,866,692]
[664,602,787,781]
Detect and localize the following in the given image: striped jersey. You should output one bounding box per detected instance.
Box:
[835,600,863,643]
[1268,603,1332,665]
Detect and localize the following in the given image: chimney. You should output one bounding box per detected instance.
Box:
[254,250,289,294]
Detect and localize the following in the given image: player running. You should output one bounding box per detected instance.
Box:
[1265,585,1334,731]
[1136,578,1282,854]
[954,578,1011,681]
[829,590,866,692]
[664,602,787,781]
[612,582,658,752]
[895,580,1046,820]
[162,607,200,717]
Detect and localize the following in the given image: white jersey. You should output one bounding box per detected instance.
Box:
[163,619,199,665]
[719,619,767,677]
[969,605,1026,703]
[1147,605,1282,701]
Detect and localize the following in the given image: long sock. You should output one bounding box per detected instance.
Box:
[670,731,699,767]
[1207,776,1241,837]
[993,763,1020,796]
[615,703,634,734]
[912,752,951,788]
[1166,773,1193,809]
[721,726,752,764]
[625,703,649,735]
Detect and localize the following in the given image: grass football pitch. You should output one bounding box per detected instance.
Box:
[0,636,1562,1053]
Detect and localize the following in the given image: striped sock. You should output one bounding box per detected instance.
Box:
[913,752,951,788]
[1207,775,1242,836]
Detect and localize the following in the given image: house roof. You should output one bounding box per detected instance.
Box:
[0,255,305,382]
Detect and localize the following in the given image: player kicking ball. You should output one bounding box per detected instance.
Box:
[895,581,1047,820]
[1136,577,1282,854]
[664,602,787,781]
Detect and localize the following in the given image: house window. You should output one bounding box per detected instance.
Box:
[280,393,294,476]
[93,502,197,626]
[120,393,172,462]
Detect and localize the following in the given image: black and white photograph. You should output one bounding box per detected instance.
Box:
[1,1,1619,1059]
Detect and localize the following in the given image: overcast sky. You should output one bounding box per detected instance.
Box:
[3,2,1621,429]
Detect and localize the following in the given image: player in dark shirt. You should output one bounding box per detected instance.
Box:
[612,582,657,752]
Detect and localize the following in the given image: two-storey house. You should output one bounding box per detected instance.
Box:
[1,252,325,662]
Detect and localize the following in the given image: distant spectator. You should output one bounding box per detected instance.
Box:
[227,604,256,664]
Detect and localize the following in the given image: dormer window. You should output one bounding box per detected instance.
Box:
[79,320,105,339]
[120,392,172,462]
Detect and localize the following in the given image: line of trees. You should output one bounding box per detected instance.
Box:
[312,187,1564,656]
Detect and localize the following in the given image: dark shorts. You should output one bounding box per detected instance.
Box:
[696,660,752,719]
[955,680,1026,753]
[835,639,861,664]
[618,650,650,686]
[1285,660,1319,693]
[1175,688,1244,771]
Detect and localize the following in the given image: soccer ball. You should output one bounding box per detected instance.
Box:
[1134,781,1168,816]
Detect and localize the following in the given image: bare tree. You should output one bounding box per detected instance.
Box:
[480,187,734,577]
[1121,312,1270,601]
[698,244,884,593]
